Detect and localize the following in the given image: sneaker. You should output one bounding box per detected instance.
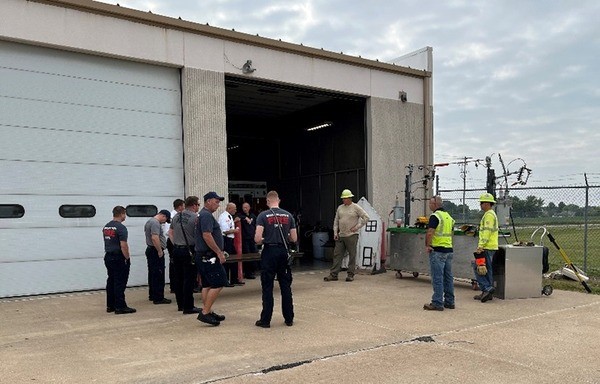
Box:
[255,320,270,328]
[423,303,444,311]
[115,307,137,315]
[443,303,455,309]
[197,312,220,326]
[324,275,338,282]
[345,276,354,282]
[182,307,201,314]
[211,311,226,321]
[481,290,494,303]
[285,320,293,326]
[473,293,483,300]
[106,307,115,313]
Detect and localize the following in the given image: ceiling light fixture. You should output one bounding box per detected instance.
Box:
[306,122,333,132]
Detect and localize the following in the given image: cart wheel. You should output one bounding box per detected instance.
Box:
[542,285,553,296]
[395,271,403,279]
[412,272,419,278]
[471,280,479,291]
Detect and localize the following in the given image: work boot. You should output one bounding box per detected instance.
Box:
[481,289,494,303]
[255,320,270,328]
[324,275,338,282]
[423,303,443,311]
[115,307,136,315]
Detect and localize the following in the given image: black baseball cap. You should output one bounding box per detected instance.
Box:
[158,209,171,223]
[203,191,225,202]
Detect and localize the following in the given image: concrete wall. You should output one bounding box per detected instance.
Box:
[0,0,425,104]
[367,97,431,222]
[182,68,228,199]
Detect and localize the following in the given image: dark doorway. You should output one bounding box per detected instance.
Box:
[225,76,367,254]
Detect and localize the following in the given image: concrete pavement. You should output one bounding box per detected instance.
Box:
[1,266,599,383]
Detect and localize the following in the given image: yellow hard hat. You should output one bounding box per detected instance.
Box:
[340,189,354,199]
[479,193,496,203]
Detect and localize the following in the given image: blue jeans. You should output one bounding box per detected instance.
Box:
[429,251,454,307]
[472,250,495,292]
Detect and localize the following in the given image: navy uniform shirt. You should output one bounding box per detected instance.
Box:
[195,207,224,253]
[103,220,128,253]
[237,211,257,240]
[256,208,296,244]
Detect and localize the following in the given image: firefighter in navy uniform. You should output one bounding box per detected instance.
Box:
[169,196,201,314]
[238,202,258,279]
[254,190,298,328]
[103,206,136,314]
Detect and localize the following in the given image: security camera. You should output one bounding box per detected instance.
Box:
[242,60,255,74]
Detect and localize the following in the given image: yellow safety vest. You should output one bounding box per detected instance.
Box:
[431,210,454,248]
[478,209,499,250]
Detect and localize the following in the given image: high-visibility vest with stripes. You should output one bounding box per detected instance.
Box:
[478,209,499,250]
[431,210,454,248]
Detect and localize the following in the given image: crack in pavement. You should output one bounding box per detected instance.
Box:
[201,334,439,383]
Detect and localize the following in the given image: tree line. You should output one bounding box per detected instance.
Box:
[442,195,600,220]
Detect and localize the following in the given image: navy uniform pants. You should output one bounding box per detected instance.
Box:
[259,244,294,324]
[223,236,240,283]
[104,251,130,309]
[146,246,166,301]
[172,246,197,310]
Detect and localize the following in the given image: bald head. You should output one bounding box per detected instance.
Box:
[226,202,237,214]
[242,202,251,213]
[429,196,443,211]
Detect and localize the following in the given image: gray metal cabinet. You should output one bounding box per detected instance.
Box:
[493,245,543,299]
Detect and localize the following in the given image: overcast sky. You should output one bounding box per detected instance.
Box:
[114,0,600,190]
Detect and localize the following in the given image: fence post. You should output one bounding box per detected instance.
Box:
[584,173,589,272]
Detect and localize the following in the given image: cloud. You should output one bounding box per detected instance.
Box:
[109,0,600,188]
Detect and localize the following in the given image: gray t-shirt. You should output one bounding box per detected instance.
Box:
[144,217,166,248]
[171,209,197,246]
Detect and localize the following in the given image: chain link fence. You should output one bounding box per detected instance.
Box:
[437,185,600,278]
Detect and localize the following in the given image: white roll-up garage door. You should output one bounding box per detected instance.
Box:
[0,41,184,297]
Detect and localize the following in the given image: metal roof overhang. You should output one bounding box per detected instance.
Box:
[30,0,431,79]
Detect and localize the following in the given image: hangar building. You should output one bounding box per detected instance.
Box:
[0,0,433,297]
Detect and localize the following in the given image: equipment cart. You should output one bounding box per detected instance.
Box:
[387,226,479,287]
